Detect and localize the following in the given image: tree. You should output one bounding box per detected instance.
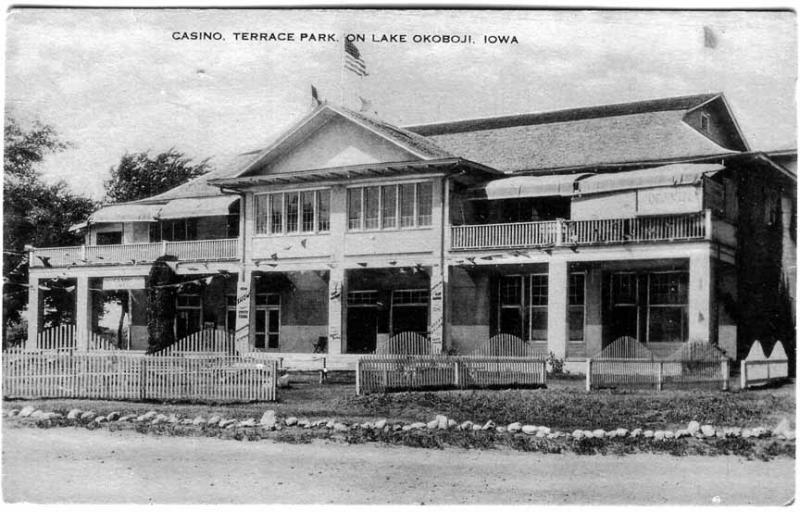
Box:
[3,117,96,343]
[104,148,211,203]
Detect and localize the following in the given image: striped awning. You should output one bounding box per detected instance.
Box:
[157,196,239,220]
[576,163,724,195]
[477,173,592,200]
[88,203,163,224]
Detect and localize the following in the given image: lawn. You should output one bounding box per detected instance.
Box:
[4,376,794,432]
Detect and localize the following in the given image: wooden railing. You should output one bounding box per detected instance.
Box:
[451,211,712,251]
[30,238,239,267]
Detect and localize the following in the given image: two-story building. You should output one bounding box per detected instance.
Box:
[26,93,796,368]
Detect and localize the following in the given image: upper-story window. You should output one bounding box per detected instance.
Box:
[348,181,433,231]
[150,218,198,242]
[700,112,711,132]
[255,189,330,235]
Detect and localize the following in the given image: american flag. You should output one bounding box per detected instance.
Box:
[344,40,368,77]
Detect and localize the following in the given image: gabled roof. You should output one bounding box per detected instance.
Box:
[405,93,745,173]
[230,102,452,179]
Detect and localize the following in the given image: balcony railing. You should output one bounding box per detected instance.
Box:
[30,238,239,268]
[450,211,711,251]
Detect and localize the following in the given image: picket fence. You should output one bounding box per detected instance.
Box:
[740,340,789,389]
[356,355,546,395]
[3,351,278,402]
[473,333,547,358]
[155,328,235,356]
[586,337,730,391]
[376,332,432,355]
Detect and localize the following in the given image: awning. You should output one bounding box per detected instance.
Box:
[157,196,239,220]
[68,221,88,232]
[88,203,163,224]
[576,163,724,195]
[478,173,592,200]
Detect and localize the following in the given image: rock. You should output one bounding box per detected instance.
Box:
[773,418,794,440]
[219,419,236,428]
[374,419,387,430]
[471,424,481,431]
[180,419,193,425]
[741,428,753,438]
[94,416,107,424]
[393,424,403,431]
[277,374,291,388]
[700,425,715,437]
[106,412,121,422]
[615,428,629,438]
[224,421,237,429]
[547,433,559,439]
[630,428,642,438]
[507,422,522,433]
[426,419,439,429]
[653,431,665,441]
[447,419,458,429]
[571,429,584,439]
[521,425,538,435]
[152,413,168,424]
[207,415,221,426]
[80,411,96,422]
[326,420,336,429]
[402,425,412,432]
[136,411,155,422]
[409,422,426,430]
[539,426,551,435]
[298,418,311,428]
[285,417,298,426]
[687,420,700,435]
[592,429,605,439]
[192,416,206,426]
[167,414,180,424]
[30,410,45,419]
[118,415,134,422]
[606,430,617,439]
[752,427,768,438]
[432,414,447,429]
[496,426,507,433]
[8,409,20,417]
[18,406,36,418]
[238,418,256,428]
[675,429,688,438]
[66,408,82,419]
[724,427,742,438]
[535,431,547,438]
[333,423,348,432]
[481,420,495,431]
[643,430,654,438]
[259,411,276,428]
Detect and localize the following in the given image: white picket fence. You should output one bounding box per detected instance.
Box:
[740,340,790,389]
[473,333,547,358]
[3,351,278,402]
[356,355,547,395]
[375,332,433,355]
[586,338,730,391]
[155,328,235,356]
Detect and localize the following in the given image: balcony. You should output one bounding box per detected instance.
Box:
[450,211,715,251]
[29,238,239,268]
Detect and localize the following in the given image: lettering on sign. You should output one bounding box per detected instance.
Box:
[102,276,146,290]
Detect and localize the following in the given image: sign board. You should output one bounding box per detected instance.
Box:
[102,276,146,290]
[637,186,702,215]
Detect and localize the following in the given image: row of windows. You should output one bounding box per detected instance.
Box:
[348,182,433,231]
[255,189,330,235]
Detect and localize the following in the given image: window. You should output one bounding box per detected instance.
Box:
[527,274,548,341]
[568,273,586,341]
[96,231,122,245]
[382,185,397,229]
[348,181,433,231]
[700,112,711,132]
[150,219,198,242]
[286,192,299,233]
[254,293,280,349]
[499,275,524,338]
[176,293,202,339]
[254,190,330,235]
[647,272,688,343]
[392,289,429,305]
[347,290,378,306]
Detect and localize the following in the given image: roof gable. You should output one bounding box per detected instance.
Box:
[235,104,451,178]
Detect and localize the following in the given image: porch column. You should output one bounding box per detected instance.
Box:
[234,269,254,354]
[688,250,714,343]
[327,266,345,355]
[26,275,41,350]
[75,275,90,351]
[547,259,569,359]
[428,263,445,354]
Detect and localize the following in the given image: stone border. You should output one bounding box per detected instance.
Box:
[7,406,795,442]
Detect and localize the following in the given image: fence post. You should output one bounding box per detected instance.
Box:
[161,240,168,256]
[555,218,565,246]
[355,359,361,395]
[585,359,592,392]
[81,245,87,262]
[454,359,460,388]
[656,361,663,392]
[721,359,729,391]
[740,360,747,390]
[139,357,147,401]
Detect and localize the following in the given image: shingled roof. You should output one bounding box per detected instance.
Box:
[405,93,742,173]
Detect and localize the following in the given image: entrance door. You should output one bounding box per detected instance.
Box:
[608,273,640,342]
[347,307,378,353]
[390,289,430,336]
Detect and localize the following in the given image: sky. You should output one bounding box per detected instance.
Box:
[5,8,797,200]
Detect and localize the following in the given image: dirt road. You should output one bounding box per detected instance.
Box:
[2,426,794,505]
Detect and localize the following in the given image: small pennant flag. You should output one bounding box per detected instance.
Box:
[311,85,321,107]
[703,26,717,49]
[344,39,368,77]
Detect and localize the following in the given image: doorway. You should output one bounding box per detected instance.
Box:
[346,290,379,353]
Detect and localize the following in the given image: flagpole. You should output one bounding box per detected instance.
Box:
[340,38,345,105]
